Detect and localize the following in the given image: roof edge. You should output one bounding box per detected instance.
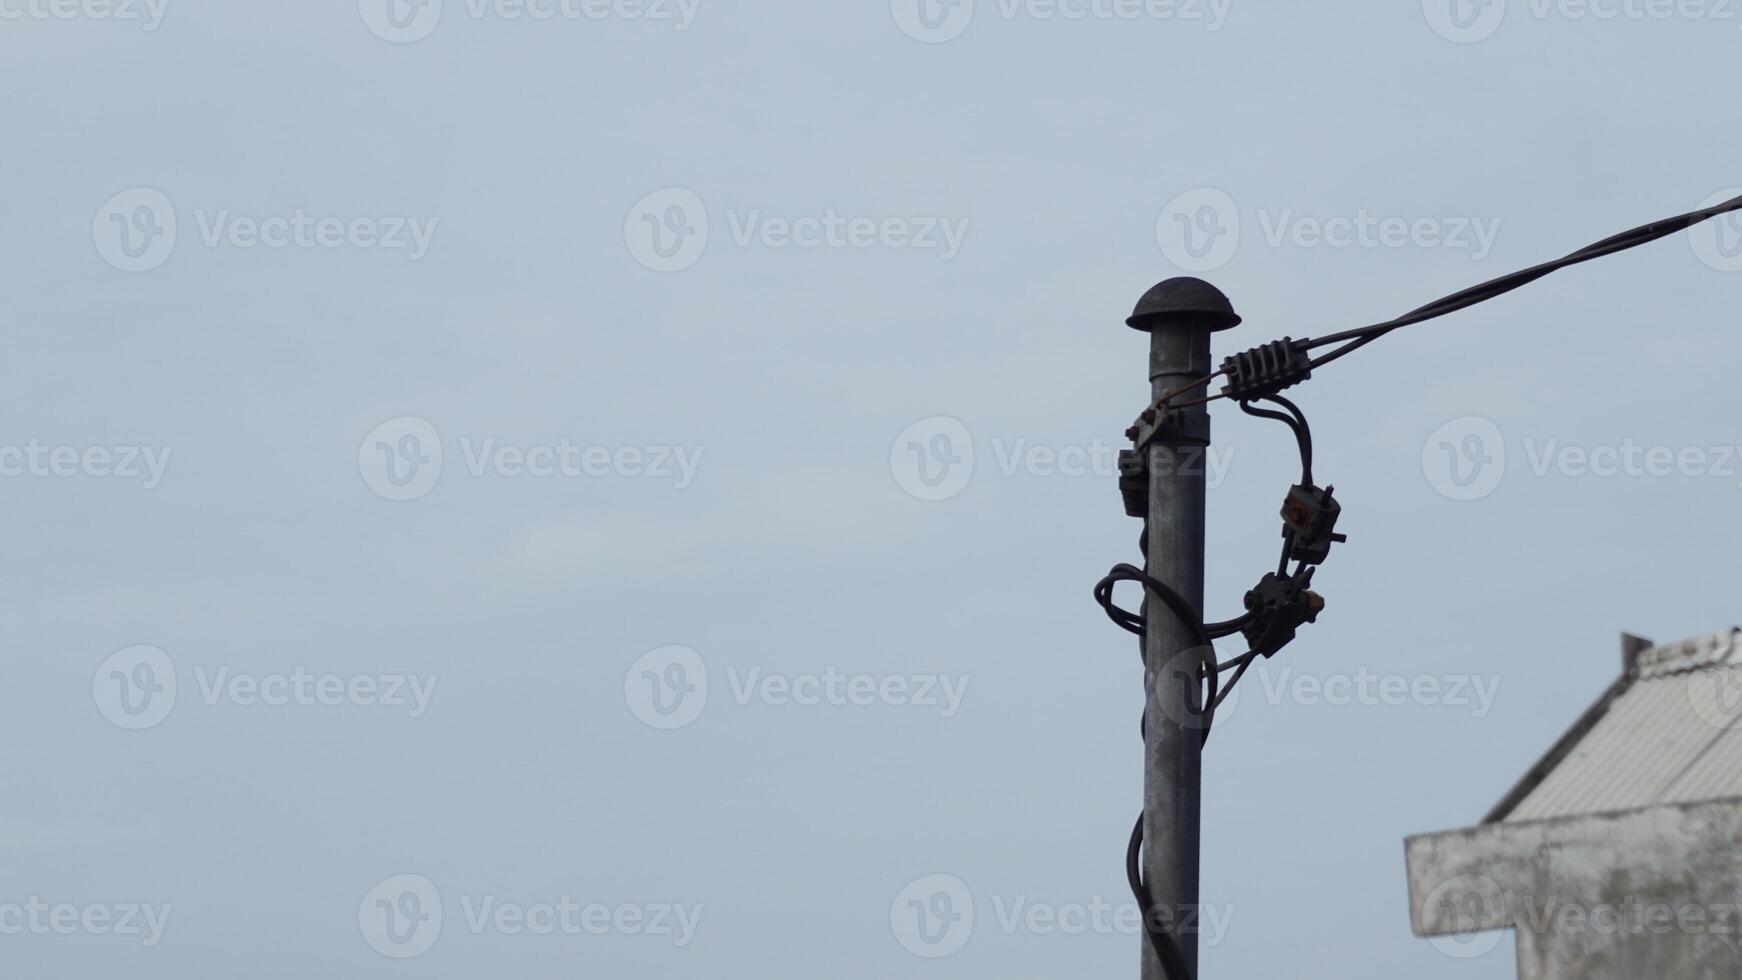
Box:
[1479,632,1646,824]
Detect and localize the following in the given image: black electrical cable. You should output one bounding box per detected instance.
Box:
[1154,193,1742,408]
[1239,397,1313,486]
[1127,814,1192,980]
[1240,395,1317,580]
[1305,191,1742,363]
[1216,649,1263,673]
[1212,656,1254,710]
[1094,558,1223,738]
[1205,613,1253,638]
[1263,395,1312,486]
[1099,392,1330,980]
[1097,190,1726,975]
[1096,530,1228,980]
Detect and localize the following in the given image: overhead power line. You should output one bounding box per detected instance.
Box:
[1100,189,1740,980]
[1150,192,1742,408]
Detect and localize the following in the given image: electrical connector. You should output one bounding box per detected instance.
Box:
[1220,338,1313,401]
[1281,484,1347,565]
[1118,449,1147,519]
[1241,568,1325,659]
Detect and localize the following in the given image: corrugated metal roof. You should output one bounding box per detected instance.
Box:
[1501,629,1742,823]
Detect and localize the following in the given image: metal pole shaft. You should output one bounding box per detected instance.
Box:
[1141,320,1212,980]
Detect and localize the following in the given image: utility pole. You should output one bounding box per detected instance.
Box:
[1127,277,1241,980]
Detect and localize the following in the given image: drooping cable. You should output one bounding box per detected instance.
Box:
[1096,528,1232,980]
[1096,396,1329,980]
[1154,193,1742,408]
[1306,191,1742,362]
[1103,193,1728,977]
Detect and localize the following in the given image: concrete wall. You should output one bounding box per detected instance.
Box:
[1405,798,1742,980]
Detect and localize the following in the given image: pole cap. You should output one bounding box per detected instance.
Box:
[1126,277,1241,332]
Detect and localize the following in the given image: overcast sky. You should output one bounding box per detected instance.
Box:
[3,1,1740,977]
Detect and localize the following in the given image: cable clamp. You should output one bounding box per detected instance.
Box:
[1118,449,1149,519]
[1241,568,1324,659]
[1281,484,1348,565]
[1220,338,1313,401]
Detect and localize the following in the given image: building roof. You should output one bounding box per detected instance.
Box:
[1486,628,1742,824]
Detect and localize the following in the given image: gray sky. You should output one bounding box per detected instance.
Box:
[3,0,1740,976]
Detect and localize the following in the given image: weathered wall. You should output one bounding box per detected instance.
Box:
[1405,798,1742,980]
